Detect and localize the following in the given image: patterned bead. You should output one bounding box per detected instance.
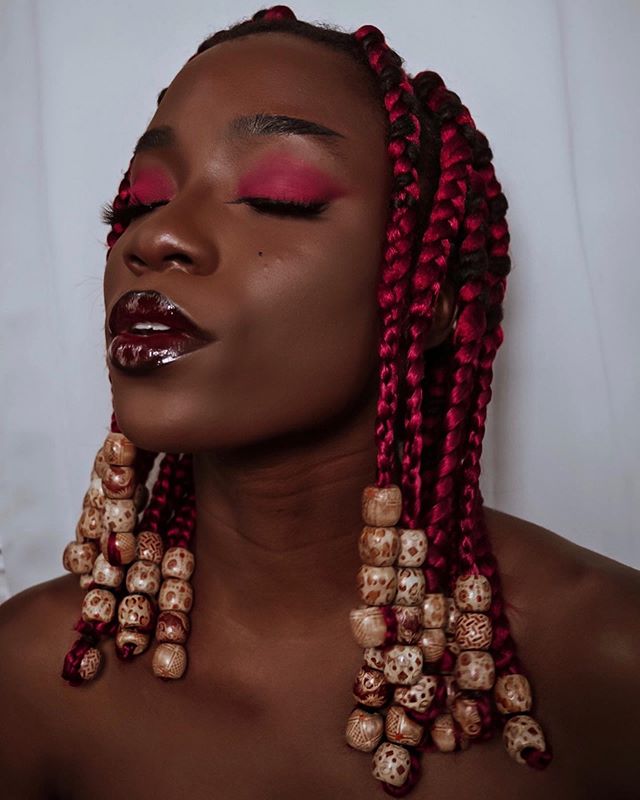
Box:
[445,595,460,633]
[118,593,155,631]
[103,432,136,466]
[383,645,423,685]
[79,573,94,590]
[422,593,447,628]
[430,713,457,752]
[93,448,108,479]
[126,560,161,595]
[156,610,191,644]
[101,531,136,566]
[394,674,438,713]
[503,715,547,765]
[78,647,102,680]
[63,541,99,574]
[353,666,390,708]
[363,647,386,671]
[357,565,397,606]
[345,708,384,752]
[452,696,482,738]
[349,607,387,648]
[392,605,422,644]
[395,568,425,606]
[103,498,137,533]
[455,612,493,650]
[358,526,399,567]
[361,484,402,527]
[372,742,411,787]
[397,528,428,567]
[419,627,447,662]
[385,704,424,747]
[81,588,116,623]
[161,547,195,581]
[92,553,125,588]
[158,577,193,613]
[454,574,492,612]
[101,465,136,499]
[76,507,105,541]
[116,626,150,656]
[136,531,164,563]
[133,483,149,511]
[494,674,533,714]
[455,650,495,691]
[83,476,105,511]
[152,642,187,679]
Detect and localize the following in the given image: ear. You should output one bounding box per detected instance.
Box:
[423,279,456,349]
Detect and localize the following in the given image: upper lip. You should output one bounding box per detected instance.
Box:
[107,290,212,339]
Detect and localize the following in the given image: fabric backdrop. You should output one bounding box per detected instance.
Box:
[1,0,638,601]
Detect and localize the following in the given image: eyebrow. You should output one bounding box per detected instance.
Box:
[132,113,347,159]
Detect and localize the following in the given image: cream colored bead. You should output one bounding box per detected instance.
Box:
[101,465,136,499]
[445,595,460,633]
[83,476,105,511]
[454,573,492,612]
[103,432,136,466]
[116,626,150,656]
[78,647,102,680]
[126,560,161,595]
[118,593,154,630]
[454,650,495,691]
[353,666,390,708]
[452,696,482,738]
[394,674,438,712]
[392,605,422,644]
[79,573,94,590]
[156,610,191,644]
[349,607,387,648]
[494,674,532,714]
[81,588,116,624]
[136,531,164,563]
[372,742,411,787]
[161,546,195,581]
[357,565,397,606]
[93,447,108,479]
[395,568,425,606]
[361,484,402,527]
[503,715,546,765]
[103,498,137,533]
[63,541,99,574]
[92,553,125,588]
[431,713,457,752]
[422,593,447,628]
[152,642,187,679]
[363,647,386,671]
[397,528,427,567]
[455,612,493,650]
[383,645,423,686]
[385,704,424,746]
[419,627,447,662]
[76,507,105,541]
[345,708,384,752]
[158,577,193,613]
[358,526,399,567]
[101,530,137,566]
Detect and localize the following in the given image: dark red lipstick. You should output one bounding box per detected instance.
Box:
[107,290,213,373]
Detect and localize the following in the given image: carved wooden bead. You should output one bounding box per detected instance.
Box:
[76,507,105,541]
[353,666,391,708]
[384,645,423,685]
[392,605,422,644]
[494,674,533,714]
[503,715,547,765]
[358,526,399,567]
[345,708,384,752]
[133,483,149,511]
[158,577,193,613]
[116,626,150,656]
[349,607,387,648]
[357,565,397,606]
[92,553,125,588]
[118,593,155,631]
[452,696,482,738]
[394,674,438,712]
[397,528,427,567]
[445,595,460,633]
[454,574,492,612]
[81,588,116,623]
[455,650,495,690]
[83,476,105,511]
[103,432,136,466]
[422,593,447,628]
[455,612,493,650]
[152,642,187,679]
[156,610,191,644]
[363,646,386,671]
[103,498,137,533]
[78,647,102,680]
[431,713,457,752]
[79,573,94,590]
[136,531,164,563]
[101,530,137,566]
[419,627,447,662]
[361,484,402,527]
[161,547,195,581]
[126,560,161,595]
[372,742,411,787]
[395,568,425,606]
[63,541,98,574]
[101,465,136,499]
[385,704,424,746]
[93,447,108,479]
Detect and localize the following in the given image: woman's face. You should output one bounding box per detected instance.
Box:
[103,32,393,453]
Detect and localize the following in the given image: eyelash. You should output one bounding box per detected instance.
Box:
[100,196,328,227]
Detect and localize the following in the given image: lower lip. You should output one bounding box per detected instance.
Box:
[108,331,210,373]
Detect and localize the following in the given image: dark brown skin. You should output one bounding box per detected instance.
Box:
[1,31,639,800]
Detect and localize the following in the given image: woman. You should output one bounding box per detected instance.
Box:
[1,6,638,798]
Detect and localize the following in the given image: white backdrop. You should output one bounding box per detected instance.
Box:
[1,0,638,600]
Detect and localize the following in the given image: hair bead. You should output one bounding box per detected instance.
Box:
[92,553,125,588]
[396,528,427,567]
[345,708,385,752]
[392,605,422,644]
[125,560,161,595]
[117,594,155,631]
[357,564,398,605]
[454,612,493,650]
[353,666,391,708]
[385,705,424,747]
[103,432,137,466]
[502,715,547,765]
[383,645,423,685]
[78,647,103,681]
[494,673,532,714]
[454,650,495,691]
[155,610,191,644]
[63,541,99,574]
[372,742,412,787]
[361,485,402,527]
[161,546,195,581]
[453,573,492,612]
[393,674,438,713]
[350,606,389,648]
[421,593,446,628]
[358,526,399,566]
[81,588,117,624]
[152,642,188,679]
[136,531,165,563]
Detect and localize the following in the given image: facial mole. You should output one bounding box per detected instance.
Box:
[258,251,263,256]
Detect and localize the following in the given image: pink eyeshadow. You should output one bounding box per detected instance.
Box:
[237,156,345,203]
[130,169,175,204]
